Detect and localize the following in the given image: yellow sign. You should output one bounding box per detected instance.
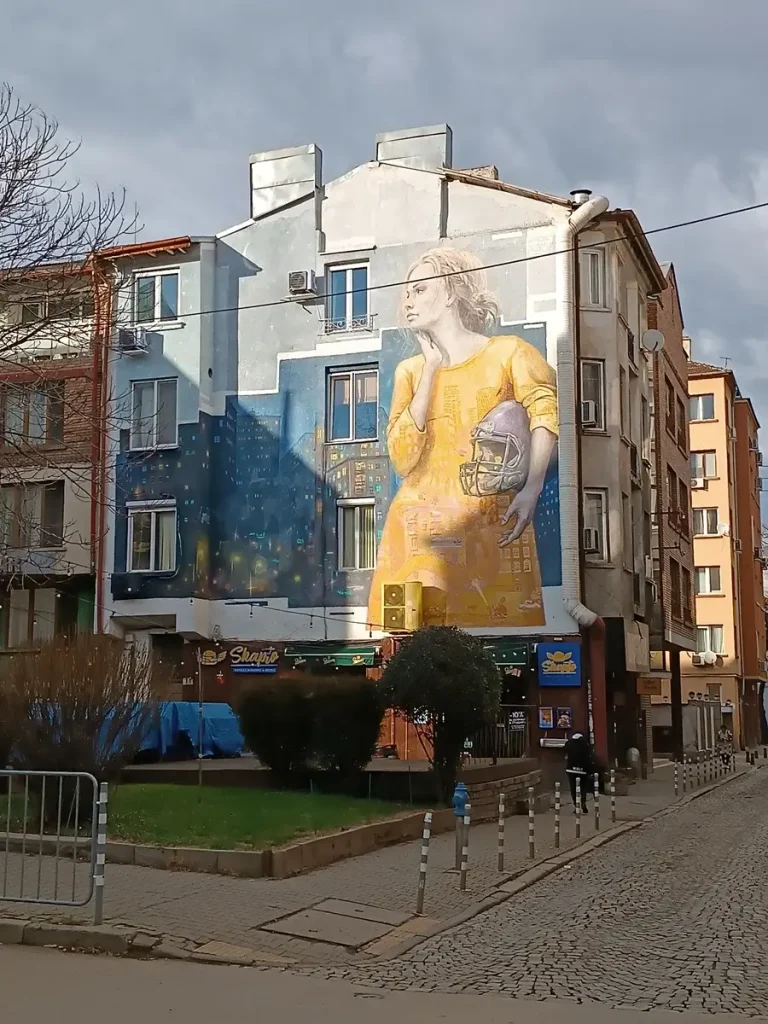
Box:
[637,676,662,696]
[199,646,280,670]
[541,650,578,675]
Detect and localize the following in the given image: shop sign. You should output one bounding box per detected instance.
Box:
[537,642,581,687]
[199,645,280,674]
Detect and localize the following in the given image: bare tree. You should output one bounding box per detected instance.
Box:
[0,83,139,641]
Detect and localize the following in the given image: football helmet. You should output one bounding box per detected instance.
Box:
[459,400,531,497]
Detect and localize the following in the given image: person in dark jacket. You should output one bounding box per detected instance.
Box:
[564,733,594,812]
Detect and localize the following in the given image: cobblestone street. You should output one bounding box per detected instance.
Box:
[321,766,768,1017]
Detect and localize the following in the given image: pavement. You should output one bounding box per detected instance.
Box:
[0,944,760,1024]
[0,759,736,966]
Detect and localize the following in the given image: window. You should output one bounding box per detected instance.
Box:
[580,360,605,430]
[690,393,715,422]
[130,379,178,450]
[695,566,722,595]
[16,291,93,324]
[1,383,64,447]
[666,466,678,529]
[676,397,687,451]
[678,480,689,536]
[670,558,682,620]
[627,326,636,366]
[127,502,177,572]
[693,508,719,537]
[619,367,629,437]
[328,368,378,442]
[665,379,675,436]
[0,482,64,548]
[697,625,724,656]
[133,272,179,324]
[690,451,717,479]
[326,264,370,332]
[583,489,608,561]
[337,499,376,571]
[622,493,632,569]
[580,249,606,307]
[681,567,692,622]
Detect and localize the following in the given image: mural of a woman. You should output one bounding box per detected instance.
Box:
[368,248,558,630]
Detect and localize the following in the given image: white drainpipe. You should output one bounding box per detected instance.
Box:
[556,194,610,628]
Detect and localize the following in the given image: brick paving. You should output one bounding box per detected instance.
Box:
[320,765,768,1017]
[0,763,702,965]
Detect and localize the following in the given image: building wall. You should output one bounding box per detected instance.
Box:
[104,126,590,644]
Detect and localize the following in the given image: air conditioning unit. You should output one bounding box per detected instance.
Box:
[735,539,743,553]
[118,327,148,355]
[691,478,707,490]
[759,478,767,492]
[581,400,598,428]
[644,555,654,579]
[583,527,600,553]
[382,581,423,632]
[287,270,317,296]
[648,580,658,603]
[717,523,730,537]
[757,451,764,466]
[749,437,758,451]
[691,654,704,666]
[755,547,762,559]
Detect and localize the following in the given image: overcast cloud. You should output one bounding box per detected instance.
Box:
[3,0,768,503]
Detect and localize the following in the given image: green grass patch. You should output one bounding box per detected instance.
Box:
[108,784,411,850]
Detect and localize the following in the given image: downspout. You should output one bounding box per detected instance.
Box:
[556,192,610,761]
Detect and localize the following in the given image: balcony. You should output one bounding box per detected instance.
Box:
[321,314,376,335]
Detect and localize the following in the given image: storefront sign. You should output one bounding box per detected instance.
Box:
[199,645,280,674]
[637,676,662,696]
[537,642,581,687]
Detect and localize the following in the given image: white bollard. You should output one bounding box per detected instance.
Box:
[610,769,617,824]
[415,811,432,915]
[528,786,535,860]
[594,772,600,831]
[497,793,505,873]
[575,777,582,839]
[459,803,471,891]
[554,782,561,850]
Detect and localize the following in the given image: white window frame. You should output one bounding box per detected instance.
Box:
[580,249,607,309]
[697,625,725,656]
[336,498,376,572]
[580,359,606,431]
[126,500,177,574]
[324,262,371,333]
[327,368,379,443]
[694,565,722,595]
[693,507,719,537]
[690,450,717,479]
[0,481,65,550]
[583,488,609,562]
[132,270,180,325]
[129,378,179,451]
[689,393,715,422]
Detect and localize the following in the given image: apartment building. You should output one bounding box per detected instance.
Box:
[0,267,102,648]
[646,266,697,756]
[683,362,765,746]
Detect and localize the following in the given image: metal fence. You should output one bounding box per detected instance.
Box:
[0,770,107,924]
[465,705,531,763]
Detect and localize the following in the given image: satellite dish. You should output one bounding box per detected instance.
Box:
[702,650,717,666]
[641,329,665,353]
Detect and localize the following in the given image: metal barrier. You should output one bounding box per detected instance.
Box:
[0,770,106,924]
[466,705,531,763]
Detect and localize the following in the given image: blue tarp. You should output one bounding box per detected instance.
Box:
[138,702,244,760]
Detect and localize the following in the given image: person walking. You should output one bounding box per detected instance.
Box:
[564,733,595,813]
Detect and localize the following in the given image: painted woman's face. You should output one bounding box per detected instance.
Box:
[403,264,451,332]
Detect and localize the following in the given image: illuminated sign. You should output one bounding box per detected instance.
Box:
[537,642,581,687]
[199,646,280,674]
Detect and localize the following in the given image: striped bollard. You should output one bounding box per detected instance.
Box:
[575,777,582,839]
[674,762,679,798]
[593,772,600,831]
[527,787,535,860]
[497,793,505,873]
[610,769,616,824]
[682,759,687,793]
[459,803,471,891]
[696,756,701,788]
[554,782,561,850]
[93,782,108,926]
[415,811,432,915]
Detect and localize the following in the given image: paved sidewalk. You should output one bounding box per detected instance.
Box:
[0,762,741,966]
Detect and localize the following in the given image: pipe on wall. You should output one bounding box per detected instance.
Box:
[556,194,610,761]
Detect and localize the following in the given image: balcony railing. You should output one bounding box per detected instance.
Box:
[321,314,376,335]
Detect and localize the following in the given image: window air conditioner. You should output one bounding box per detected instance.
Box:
[581,400,598,428]
[735,539,743,553]
[644,555,654,579]
[691,478,707,490]
[288,270,317,296]
[583,527,600,553]
[691,654,704,666]
[749,437,758,451]
[118,327,148,355]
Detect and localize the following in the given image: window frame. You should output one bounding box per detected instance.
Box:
[579,359,606,431]
[697,625,725,656]
[690,450,717,479]
[689,393,715,422]
[693,507,719,537]
[694,565,722,596]
[1,383,65,448]
[583,488,609,562]
[670,557,682,621]
[677,479,689,537]
[132,270,180,325]
[324,262,371,333]
[580,249,607,308]
[336,498,376,572]
[326,367,379,444]
[676,396,687,451]
[0,481,65,550]
[126,500,177,574]
[129,378,179,451]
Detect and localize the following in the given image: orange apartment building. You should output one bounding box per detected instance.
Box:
[682,362,765,747]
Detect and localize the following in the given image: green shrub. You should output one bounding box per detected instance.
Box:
[312,677,384,777]
[238,679,314,778]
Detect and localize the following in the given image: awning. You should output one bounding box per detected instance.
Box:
[284,643,380,668]
[481,640,531,667]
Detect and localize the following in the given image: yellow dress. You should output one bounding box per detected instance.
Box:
[368,334,558,630]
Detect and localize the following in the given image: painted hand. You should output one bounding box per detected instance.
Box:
[418,334,443,371]
[499,486,541,547]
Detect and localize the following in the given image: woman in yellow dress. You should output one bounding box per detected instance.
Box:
[368,248,558,631]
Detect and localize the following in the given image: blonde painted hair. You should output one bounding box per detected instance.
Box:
[404,247,500,335]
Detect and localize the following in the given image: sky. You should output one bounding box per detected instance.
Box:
[3,0,768,510]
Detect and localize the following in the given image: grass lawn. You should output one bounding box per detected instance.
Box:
[108,784,412,850]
